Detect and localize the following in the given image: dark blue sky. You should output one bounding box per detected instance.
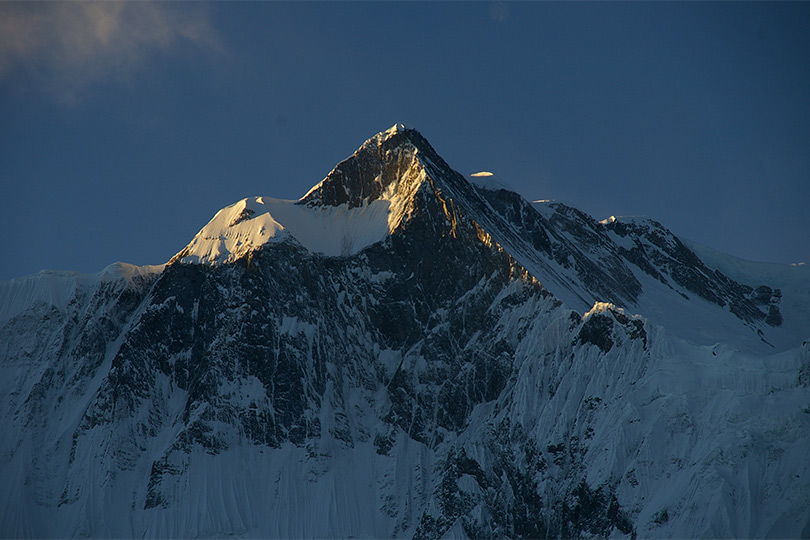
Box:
[1,2,808,281]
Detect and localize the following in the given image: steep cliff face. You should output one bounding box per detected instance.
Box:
[1,126,808,538]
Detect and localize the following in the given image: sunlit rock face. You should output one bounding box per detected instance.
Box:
[2,125,809,539]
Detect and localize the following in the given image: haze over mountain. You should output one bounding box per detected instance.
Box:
[1,126,809,538]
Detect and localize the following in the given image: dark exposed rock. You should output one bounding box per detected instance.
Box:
[578,313,615,353]
[559,480,634,538]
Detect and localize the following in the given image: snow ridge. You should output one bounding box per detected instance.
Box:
[172,196,394,263]
[0,262,163,324]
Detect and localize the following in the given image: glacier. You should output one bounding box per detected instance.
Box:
[1,124,809,538]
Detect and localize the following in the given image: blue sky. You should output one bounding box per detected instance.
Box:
[1,2,808,281]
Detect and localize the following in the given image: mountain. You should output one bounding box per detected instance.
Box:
[2,124,809,538]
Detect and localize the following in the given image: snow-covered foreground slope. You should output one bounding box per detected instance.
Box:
[1,125,808,538]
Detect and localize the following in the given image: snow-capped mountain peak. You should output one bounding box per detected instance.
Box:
[4,125,808,539]
[299,124,457,208]
[170,126,798,353]
[174,125,466,264]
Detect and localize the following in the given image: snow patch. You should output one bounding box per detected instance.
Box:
[457,474,482,495]
[530,199,582,220]
[608,215,656,226]
[604,228,637,250]
[469,171,514,192]
[384,122,411,138]
[583,301,641,321]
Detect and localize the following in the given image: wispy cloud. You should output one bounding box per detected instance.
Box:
[489,2,510,24]
[0,1,220,102]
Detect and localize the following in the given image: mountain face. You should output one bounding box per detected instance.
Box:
[2,124,809,539]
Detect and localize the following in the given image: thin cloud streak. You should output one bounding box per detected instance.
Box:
[489,2,509,24]
[0,2,220,102]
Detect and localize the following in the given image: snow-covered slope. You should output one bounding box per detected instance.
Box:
[1,125,808,539]
[470,188,795,354]
[172,195,392,263]
[683,238,810,350]
[0,262,163,324]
